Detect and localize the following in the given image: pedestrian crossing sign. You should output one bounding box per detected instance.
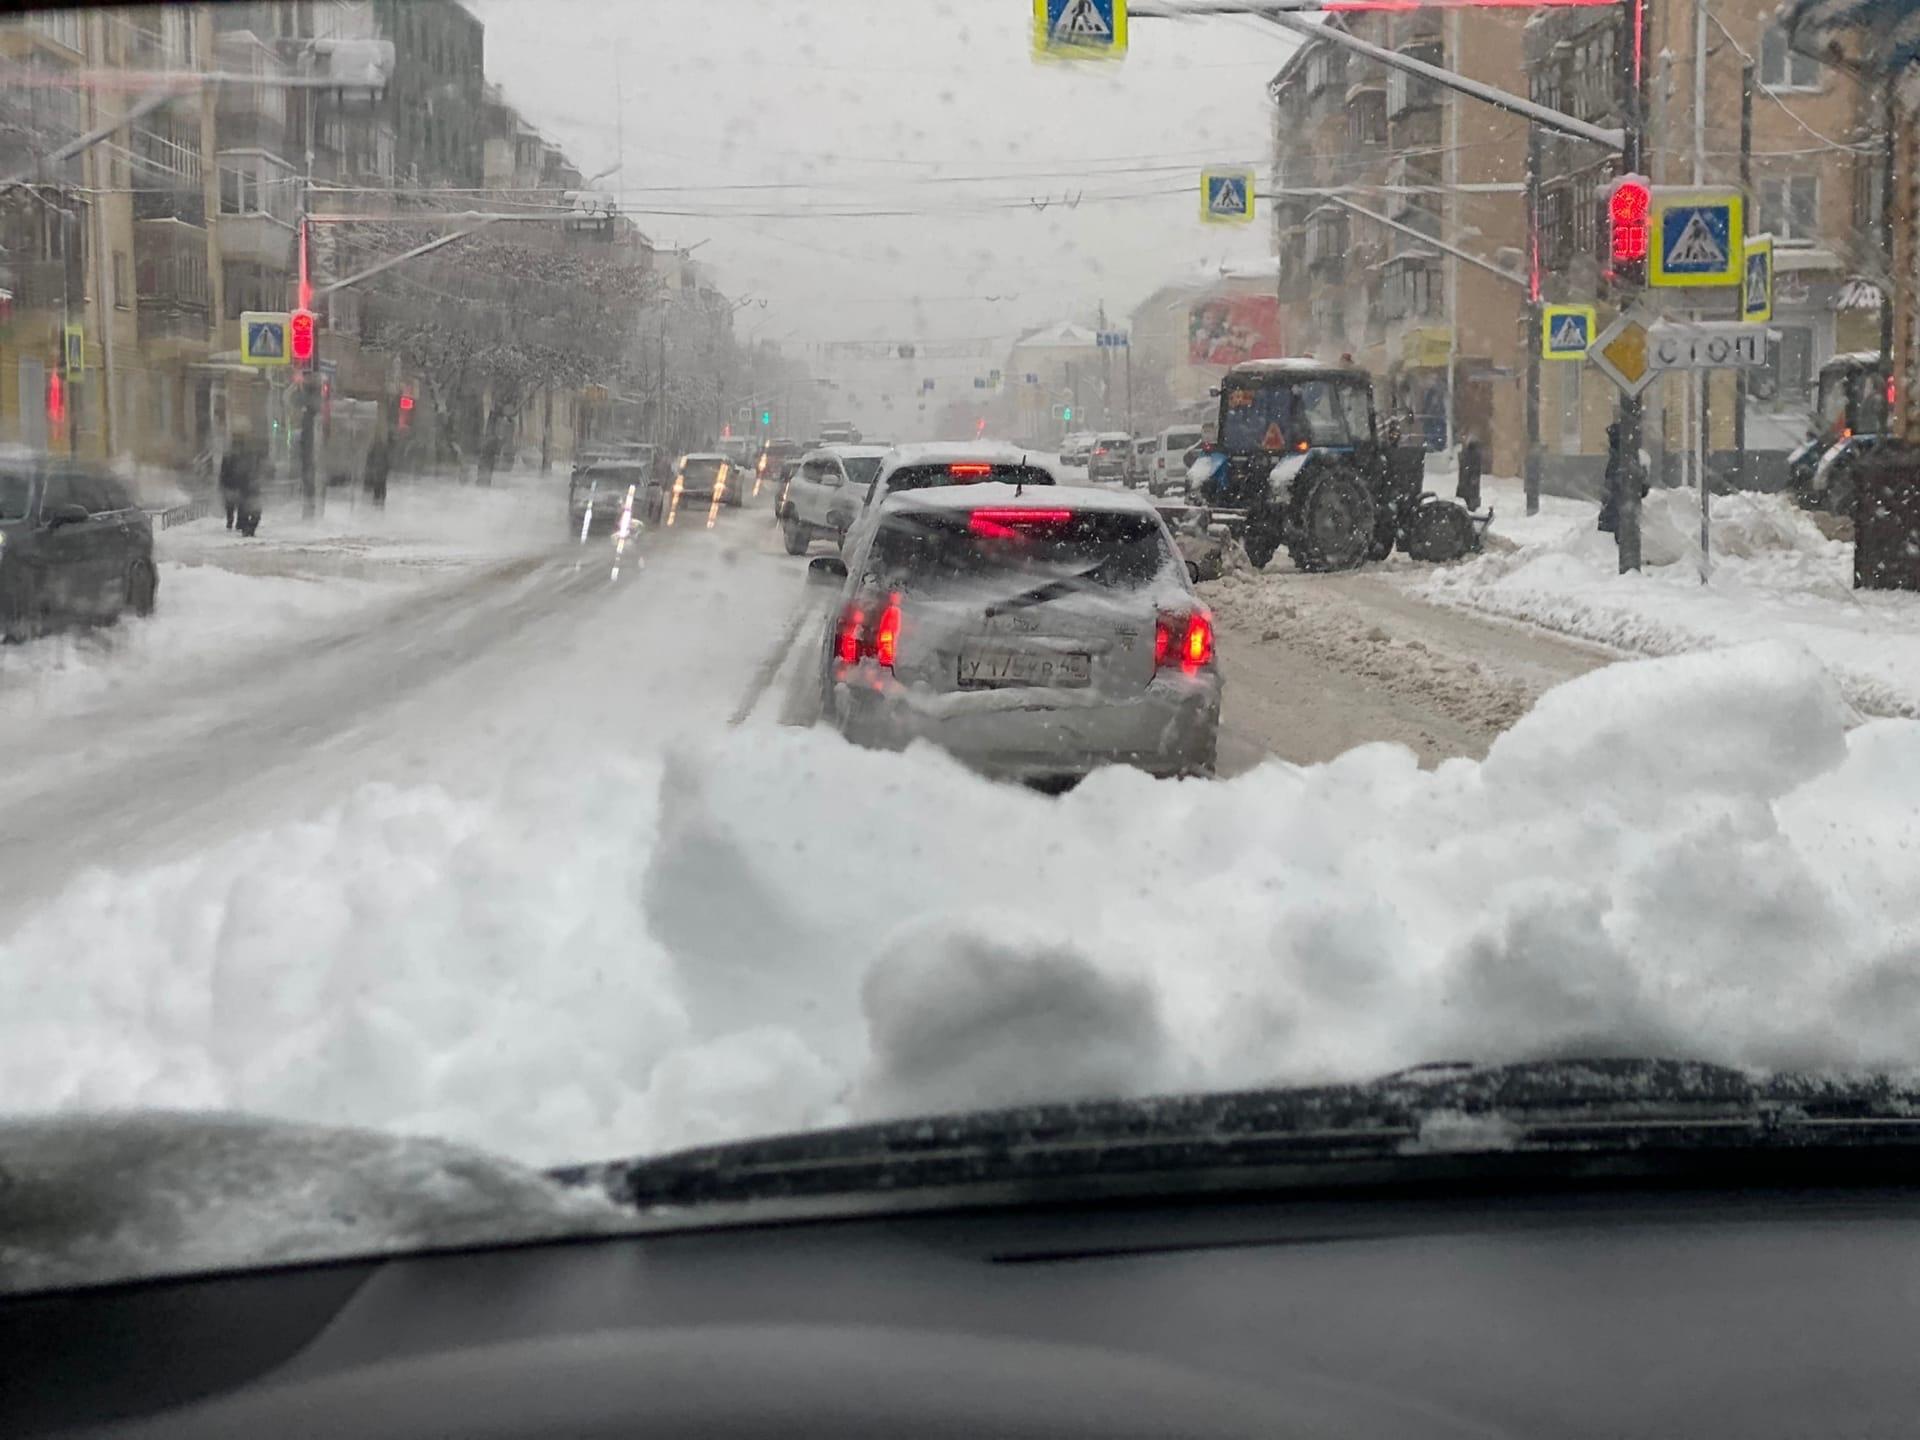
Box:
[1742,234,1773,323]
[1648,188,1743,287]
[1200,167,1255,225]
[1033,0,1126,61]
[241,311,292,367]
[1541,304,1597,360]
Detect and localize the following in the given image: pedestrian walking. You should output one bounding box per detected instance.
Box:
[363,427,391,511]
[233,439,264,538]
[1455,432,1483,512]
[219,444,245,531]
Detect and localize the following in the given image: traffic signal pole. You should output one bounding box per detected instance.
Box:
[1614,0,1651,573]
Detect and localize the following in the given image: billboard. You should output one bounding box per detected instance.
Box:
[1188,293,1282,367]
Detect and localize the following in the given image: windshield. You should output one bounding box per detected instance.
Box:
[1220,380,1368,452]
[3,0,1914,1300]
[0,470,29,520]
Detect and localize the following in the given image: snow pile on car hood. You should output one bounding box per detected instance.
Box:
[0,1112,624,1294]
[3,640,1917,1172]
[1423,490,1920,716]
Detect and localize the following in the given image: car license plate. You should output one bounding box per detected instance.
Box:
[957,647,1092,689]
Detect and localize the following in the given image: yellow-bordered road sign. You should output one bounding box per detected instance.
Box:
[62,324,84,378]
[241,311,292,367]
[1541,304,1597,360]
[1588,308,1658,396]
[1742,234,1774,323]
[1649,187,1743,287]
[1199,167,1255,225]
[1033,0,1126,61]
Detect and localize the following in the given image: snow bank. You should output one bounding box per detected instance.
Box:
[1425,487,1920,716]
[4,640,1918,1168]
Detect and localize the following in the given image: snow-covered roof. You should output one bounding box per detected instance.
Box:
[882,440,1049,468]
[806,444,890,459]
[886,481,1154,517]
[1012,320,1101,349]
[1224,357,1366,376]
[680,452,729,461]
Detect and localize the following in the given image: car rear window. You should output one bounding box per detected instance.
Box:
[682,457,726,484]
[867,507,1176,597]
[0,471,31,521]
[879,462,1055,501]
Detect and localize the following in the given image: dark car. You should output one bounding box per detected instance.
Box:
[568,461,656,535]
[0,463,158,642]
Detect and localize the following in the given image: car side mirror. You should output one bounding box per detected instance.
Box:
[808,556,848,583]
[43,502,89,528]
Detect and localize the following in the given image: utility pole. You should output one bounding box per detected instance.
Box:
[1443,6,1460,456]
[1694,0,1711,536]
[1881,77,1898,390]
[1525,123,1543,516]
[1732,60,1752,490]
[1614,0,1651,573]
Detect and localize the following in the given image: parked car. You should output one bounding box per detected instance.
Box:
[780,444,890,555]
[0,463,159,641]
[568,461,655,535]
[773,457,805,518]
[1088,432,1133,484]
[1149,425,1206,496]
[1124,436,1154,486]
[1058,432,1095,470]
[814,482,1219,784]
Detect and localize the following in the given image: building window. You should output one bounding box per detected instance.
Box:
[1760,24,1821,90]
[1349,92,1386,147]
[1759,175,1820,240]
[113,251,129,309]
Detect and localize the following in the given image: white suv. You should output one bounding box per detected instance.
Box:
[1149,425,1205,496]
[780,445,890,554]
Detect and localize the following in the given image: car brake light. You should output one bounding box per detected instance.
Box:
[836,602,866,665]
[968,507,1073,538]
[1156,609,1214,673]
[837,593,903,669]
[948,463,994,477]
[874,593,902,669]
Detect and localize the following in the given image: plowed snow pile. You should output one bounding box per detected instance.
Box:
[1423,488,1920,716]
[5,640,1919,1167]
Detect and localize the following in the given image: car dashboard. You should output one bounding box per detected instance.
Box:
[10,1182,1920,1438]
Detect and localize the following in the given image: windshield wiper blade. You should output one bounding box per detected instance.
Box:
[553,1060,1920,1214]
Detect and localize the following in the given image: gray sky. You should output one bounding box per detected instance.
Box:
[470,0,1289,382]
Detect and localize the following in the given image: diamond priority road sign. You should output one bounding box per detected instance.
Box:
[1199,166,1255,225]
[1648,187,1743,288]
[1033,0,1126,61]
[1541,304,1597,361]
[1587,308,1657,396]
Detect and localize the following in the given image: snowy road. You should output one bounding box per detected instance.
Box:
[0,488,1620,919]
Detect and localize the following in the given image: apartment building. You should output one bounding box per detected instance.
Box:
[1268,9,1530,474]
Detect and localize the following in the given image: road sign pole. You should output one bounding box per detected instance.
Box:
[1614,0,1651,574]
[1525,123,1543,516]
[1732,60,1753,493]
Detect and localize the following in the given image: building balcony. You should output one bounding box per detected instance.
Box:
[217,212,295,269]
[133,184,206,228]
[0,256,79,312]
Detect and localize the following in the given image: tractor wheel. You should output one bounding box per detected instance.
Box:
[1367,511,1397,562]
[1285,467,1376,573]
[1402,499,1476,563]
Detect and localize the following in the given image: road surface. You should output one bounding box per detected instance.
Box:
[0,484,1612,926]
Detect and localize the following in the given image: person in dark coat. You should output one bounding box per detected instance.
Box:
[232,440,264,538]
[363,428,391,510]
[1456,432,1484,512]
[219,445,246,530]
[1598,423,1622,533]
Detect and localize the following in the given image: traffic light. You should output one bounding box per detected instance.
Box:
[45,371,64,427]
[1608,175,1651,268]
[397,390,414,433]
[1063,406,1073,422]
[289,307,316,365]
[760,410,771,426]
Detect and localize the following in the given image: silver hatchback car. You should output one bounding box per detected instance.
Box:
[817,483,1221,783]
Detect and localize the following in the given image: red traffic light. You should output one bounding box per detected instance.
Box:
[1608,175,1651,265]
[45,371,64,426]
[398,392,414,412]
[289,308,316,364]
